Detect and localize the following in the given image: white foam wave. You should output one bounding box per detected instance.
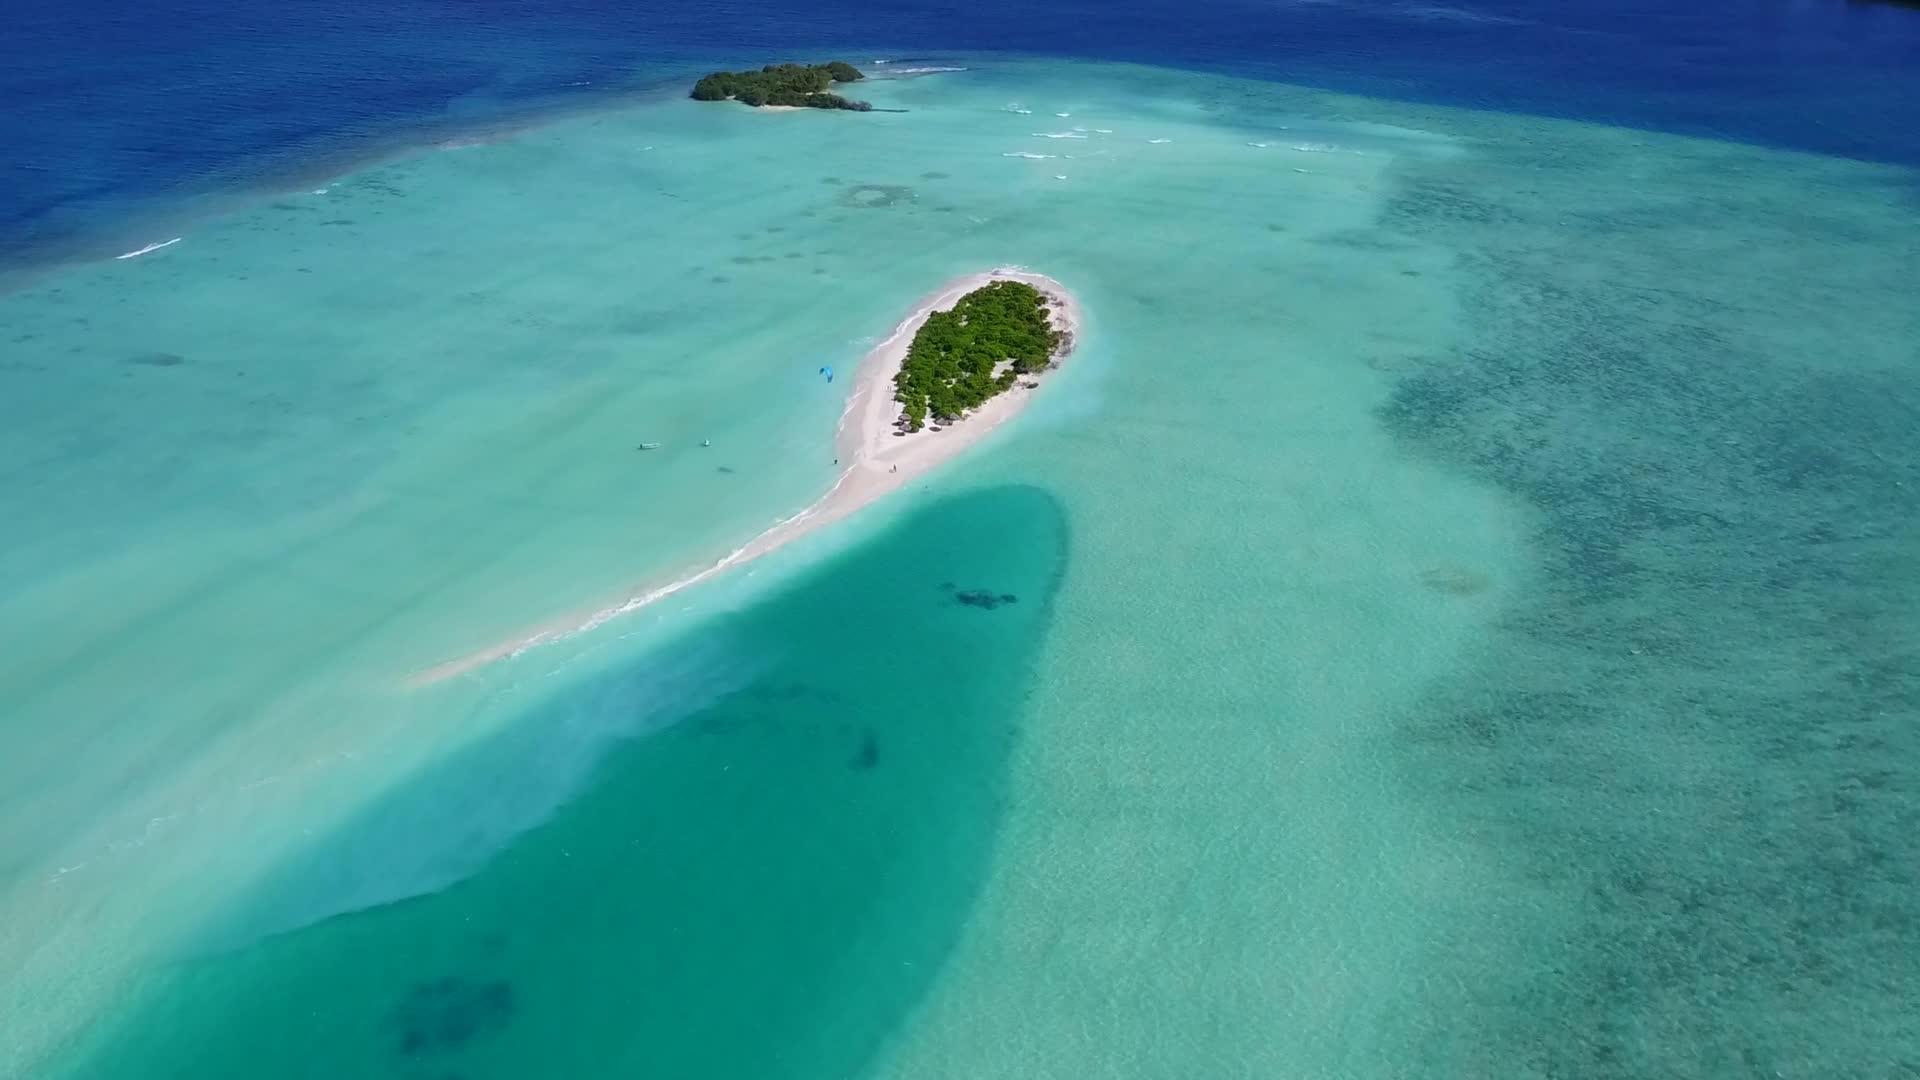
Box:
[1002,152,1058,159]
[1055,112,1071,118]
[889,65,967,74]
[1032,131,1088,139]
[114,237,181,260]
[1147,138,1173,144]
[1399,4,1532,26]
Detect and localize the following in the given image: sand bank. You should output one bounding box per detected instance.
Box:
[408,268,1081,686]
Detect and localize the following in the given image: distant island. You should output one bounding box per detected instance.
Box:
[689,62,871,111]
[893,281,1065,432]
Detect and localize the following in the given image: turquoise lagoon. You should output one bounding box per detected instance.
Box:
[3,60,1917,1076]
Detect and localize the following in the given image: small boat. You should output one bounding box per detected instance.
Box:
[637,442,662,450]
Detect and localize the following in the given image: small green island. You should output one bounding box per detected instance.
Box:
[689,62,871,110]
[894,281,1065,432]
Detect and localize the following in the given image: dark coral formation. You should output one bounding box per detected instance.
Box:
[849,730,880,771]
[387,976,515,1056]
[953,589,1018,610]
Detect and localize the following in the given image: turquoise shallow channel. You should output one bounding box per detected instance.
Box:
[55,485,1065,1076]
[2,57,1917,1078]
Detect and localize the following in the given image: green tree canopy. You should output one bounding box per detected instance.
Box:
[690,62,869,110]
[893,282,1064,431]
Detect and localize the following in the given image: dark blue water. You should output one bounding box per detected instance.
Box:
[6,0,1919,270]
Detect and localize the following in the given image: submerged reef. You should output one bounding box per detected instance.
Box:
[953,589,1019,610]
[387,976,515,1056]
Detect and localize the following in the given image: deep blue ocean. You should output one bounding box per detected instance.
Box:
[7,0,1920,271]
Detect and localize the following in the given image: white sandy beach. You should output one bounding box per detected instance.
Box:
[408,268,1081,686]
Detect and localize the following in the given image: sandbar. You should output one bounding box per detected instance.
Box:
[408,267,1081,686]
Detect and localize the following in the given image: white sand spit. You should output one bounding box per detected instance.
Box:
[408,268,1081,686]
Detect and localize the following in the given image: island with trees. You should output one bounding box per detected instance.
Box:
[893,280,1067,432]
[689,62,872,110]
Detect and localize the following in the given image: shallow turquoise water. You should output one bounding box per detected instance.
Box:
[4,59,1917,1077]
[54,485,1065,1077]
